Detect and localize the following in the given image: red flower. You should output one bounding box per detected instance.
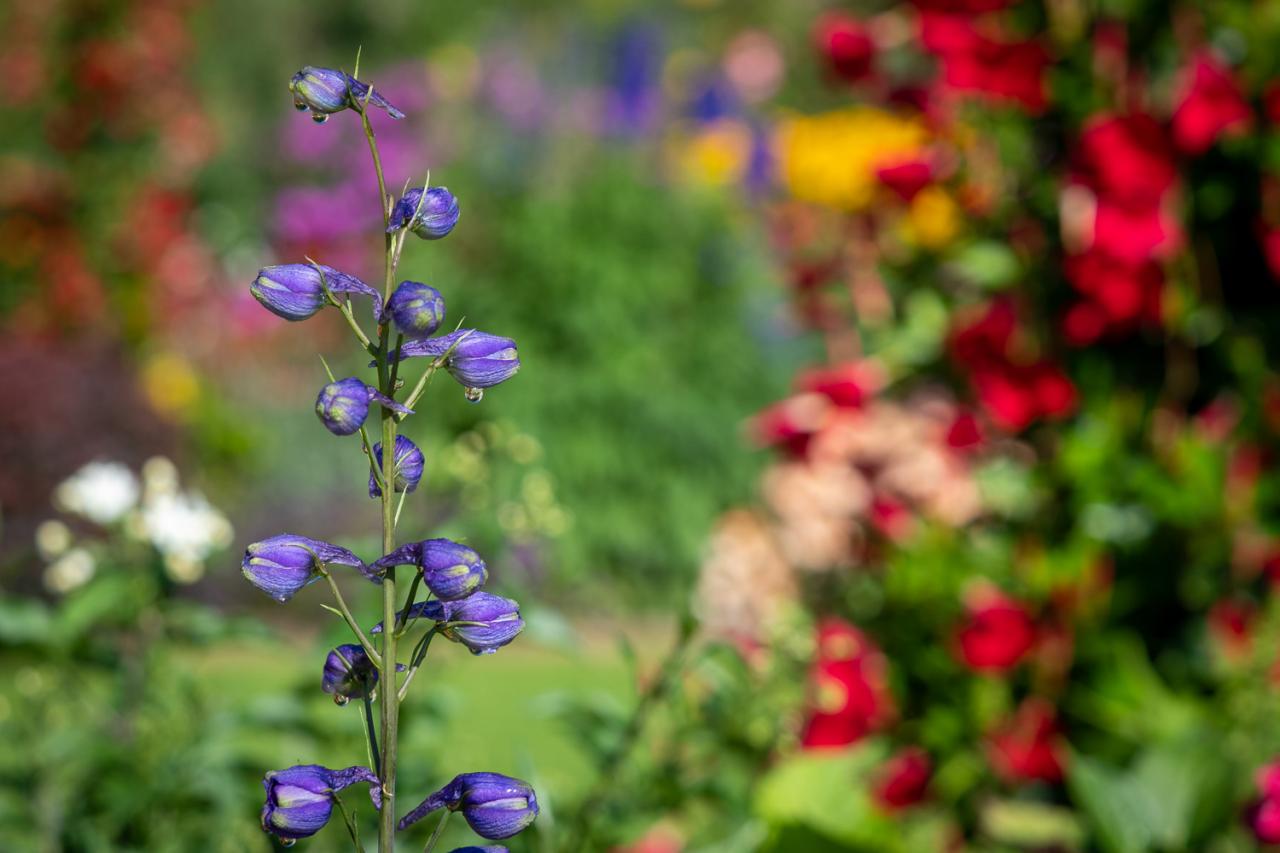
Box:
[876,158,934,201]
[972,363,1076,432]
[801,620,894,749]
[1171,52,1252,156]
[1074,114,1176,209]
[919,14,1049,113]
[873,748,932,811]
[749,394,832,458]
[1248,762,1280,844]
[955,588,1037,673]
[912,0,1012,15]
[945,409,984,450]
[813,12,876,85]
[949,297,1018,367]
[1064,250,1164,325]
[1208,599,1255,664]
[987,699,1066,784]
[795,361,883,408]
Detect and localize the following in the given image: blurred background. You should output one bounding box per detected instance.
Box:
[5,0,1280,850]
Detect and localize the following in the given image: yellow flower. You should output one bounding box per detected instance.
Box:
[675,119,753,187]
[142,352,200,419]
[904,186,962,249]
[776,107,927,211]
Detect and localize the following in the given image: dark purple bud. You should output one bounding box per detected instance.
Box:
[316,378,412,436]
[251,263,382,322]
[322,643,377,703]
[398,772,538,839]
[387,187,460,240]
[367,538,488,600]
[241,534,365,602]
[369,435,425,498]
[369,592,522,654]
[289,66,405,120]
[261,764,380,842]
[385,280,446,339]
[446,848,508,853]
[446,332,520,389]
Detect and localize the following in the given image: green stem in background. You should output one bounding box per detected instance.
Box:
[334,793,363,852]
[394,573,423,638]
[363,694,382,778]
[397,628,437,702]
[566,613,697,853]
[422,809,451,853]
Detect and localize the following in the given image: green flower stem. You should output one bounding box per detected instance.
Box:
[333,793,363,852]
[397,628,437,703]
[394,573,423,639]
[319,569,382,667]
[363,693,382,778]
[422,808,451,853]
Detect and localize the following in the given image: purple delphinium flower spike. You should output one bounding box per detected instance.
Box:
[398,772,538,839]
[316,377,412,436]
[389,330,520,389]
[251,263,381,322]
[368,434,425,498]
[289,66,405,122]
[387,187,460,240]
[369,538,488,600]
[261,764,381,842]
[371,592,523,655]
[242,534,367,602]
[384,280,446,339]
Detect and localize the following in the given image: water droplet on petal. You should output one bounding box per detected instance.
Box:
[464,387,484,403]
[311,112,330,124]
[333,695,349,706]
[280,839,297,848]
[293,101,308,112]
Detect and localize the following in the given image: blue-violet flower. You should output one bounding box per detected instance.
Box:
[370,538,488,600]
[316,377,412,436]
[290,66,405,121]
[384,280,446,339]
[372,592,523,655]
[387,187,460,240]
[369,435,425,498]
[251,263,381,321]
[261,764,381,841]
[242,534,367,602]
[397,772,538,839]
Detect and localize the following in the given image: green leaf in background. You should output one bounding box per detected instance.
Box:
[980,799,1085,851]
[946,241,1022,290]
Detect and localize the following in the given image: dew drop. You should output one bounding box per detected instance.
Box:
[293,101,308,112]
[464,387,484,403]
[311,112,330,124]
[333,695,349,706]
[280,840,297,848]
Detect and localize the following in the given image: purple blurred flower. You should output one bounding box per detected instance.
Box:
[369,538,488,600]
[373,592,523,655]
[290,66,405,122]
[369,434,425,498]
[316,378,412,436]
[241,534,368,602]
[385,280,446,338]
[251,263,381,321]
[261,764,380,841]
[388,187,460,240]
[398,772,538,839]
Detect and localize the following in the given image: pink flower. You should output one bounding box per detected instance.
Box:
[813,12,876,85]
[1171,52,1252,155]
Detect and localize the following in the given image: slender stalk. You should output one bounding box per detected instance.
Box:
[397,628,437,702]
[320,570,382,667]
[334,794,363,852]
[422,810,451,853]
[394,573,423,638]
[363,694,382,777]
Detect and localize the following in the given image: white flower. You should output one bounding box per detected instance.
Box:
[44,548,95,594]
[34,520,73,560]
[54,461,140,525]
[139,490,233,565]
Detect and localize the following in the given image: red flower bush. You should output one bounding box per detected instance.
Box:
[801,619,895,748]
[954,588,1037,673]
[986,699,1066,784]
[1171,51,1252,155]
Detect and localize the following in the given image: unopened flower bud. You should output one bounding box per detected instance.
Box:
[373,591,523,655]
[391,331,520,389]
[289,66,405,121]
[241,534,366,602]
[370,538,487,600]
[385,280,446,339]
[261,764,380,842]
[322,643,378,703]
[252,263,382,321]
[398,772,538,839]
[369,435,425,498]
[387,187,460,240]
[315,378,412,436]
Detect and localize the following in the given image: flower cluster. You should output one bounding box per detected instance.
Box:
[242,62,536,850]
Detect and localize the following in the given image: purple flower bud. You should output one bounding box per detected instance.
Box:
[385,280,446,339]
[261,764,380,842]
[387,187,460,240]
[372,592,523,654]
[241,534,366,602]
[316,378,412,436]
[289,66,405,121]
[446,848,508,853]
[322,643,377,703]
[251,263,382,322]
[398,772,538,839]
[388,330,520,390]
[369,435,425,498]
[369,538,488,600]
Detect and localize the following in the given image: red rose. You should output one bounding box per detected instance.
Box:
[955,588,1036,672]
[814,12,876,84]
[1171,52,1252,156]
[801,620,894,749]
[987,698,1066,783]
[873,748,932,811]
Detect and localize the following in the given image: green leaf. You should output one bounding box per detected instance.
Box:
[754,743,895,847]
[946,241,1022,290]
